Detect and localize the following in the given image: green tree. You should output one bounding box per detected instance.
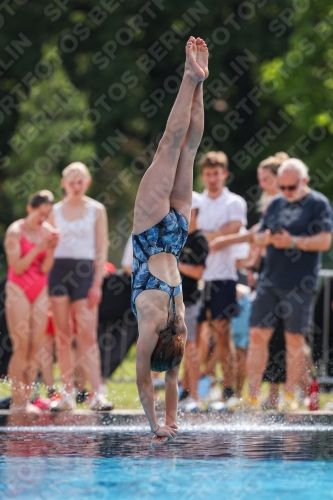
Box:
[259,1,333,199]
[1,1,332,266]
[0,44,96,274]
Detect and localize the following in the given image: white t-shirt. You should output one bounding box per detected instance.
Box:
[197,188,247,281]
[232,227,250,268]
[53,201,97,260]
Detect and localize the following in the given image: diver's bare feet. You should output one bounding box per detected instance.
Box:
[195,37,209,79]
[185,36,205,82]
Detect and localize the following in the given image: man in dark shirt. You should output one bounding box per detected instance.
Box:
[246,158,333,410]
[178,192,209,412]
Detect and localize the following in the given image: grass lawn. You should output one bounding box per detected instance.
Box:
[0,345,146,410]
[1,344,332,410]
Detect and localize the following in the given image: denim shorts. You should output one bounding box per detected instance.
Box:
[250,282,315,334]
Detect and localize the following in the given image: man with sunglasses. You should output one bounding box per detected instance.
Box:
[245,158,333,410]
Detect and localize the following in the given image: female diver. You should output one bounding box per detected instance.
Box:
[132,37,208,444]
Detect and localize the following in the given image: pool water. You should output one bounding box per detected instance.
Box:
[0,420,333,499]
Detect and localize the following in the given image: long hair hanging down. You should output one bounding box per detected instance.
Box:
[150,316,185,372]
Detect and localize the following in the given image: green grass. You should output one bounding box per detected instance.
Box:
[1,345,333,410]
[104,345,142,409]
[0,345,144,410]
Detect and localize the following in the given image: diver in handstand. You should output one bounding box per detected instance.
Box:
[132,36,208,445]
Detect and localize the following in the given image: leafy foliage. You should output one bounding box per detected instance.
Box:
[1,1,332,266]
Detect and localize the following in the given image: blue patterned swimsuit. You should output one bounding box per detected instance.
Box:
[131,208,188,321]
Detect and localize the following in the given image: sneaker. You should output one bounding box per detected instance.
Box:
[208,401,227,412]
[49,392,62,402]
[32,397,51,411]
[261,400,278,411]
[76,390,90,404]
[178,397,201,413]
[278,392,299,412]
[303,396,310,408]
[239,394,261,411]
[223,387,234,401]
[47,387,57,398]
[89,393,114,411]
[178,386,189,401]
[50,395,76,412]
[207,385,222,402]
[0,397,12,410]
[225,396,242,410]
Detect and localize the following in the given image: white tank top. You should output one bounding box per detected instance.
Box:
[53,200,97,260]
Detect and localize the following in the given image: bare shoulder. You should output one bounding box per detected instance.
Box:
[87,197,107,220]
[6,220,23,238]
[84,196,103,210]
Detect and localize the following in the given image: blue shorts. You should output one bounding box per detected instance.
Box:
[198,280,239,322]
[231,293,252,349]
[250,282,315,335]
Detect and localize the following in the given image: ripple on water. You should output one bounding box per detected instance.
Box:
[0,422,333,500]
[0,426,332,461]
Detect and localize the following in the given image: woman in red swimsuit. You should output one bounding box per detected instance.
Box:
[5,191,59,413]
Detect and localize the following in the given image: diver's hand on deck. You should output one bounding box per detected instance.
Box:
[156,423,178,439]
[151,423,178,445]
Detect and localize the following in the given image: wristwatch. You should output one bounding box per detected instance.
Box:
[289,236,297,249]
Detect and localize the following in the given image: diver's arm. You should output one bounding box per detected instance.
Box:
[165,363,180,426]
[136,333,178,440]
[136,339,158,432]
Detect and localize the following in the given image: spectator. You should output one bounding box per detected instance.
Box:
[246,158,333,410]
[206,234,250,409]
[257,153,289,409]
[197,151,247,402]
[48,162,113,411]
[4,190,58,413]
[209,152,289,408]
[178,191,209,412]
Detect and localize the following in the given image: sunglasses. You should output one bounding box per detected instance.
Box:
[278,181,299,192]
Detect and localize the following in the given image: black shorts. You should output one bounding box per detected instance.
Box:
[198,280,239,322]
[48,259,94,302]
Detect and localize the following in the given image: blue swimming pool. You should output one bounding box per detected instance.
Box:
[0,418,332,500]
[1,456,333,500]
